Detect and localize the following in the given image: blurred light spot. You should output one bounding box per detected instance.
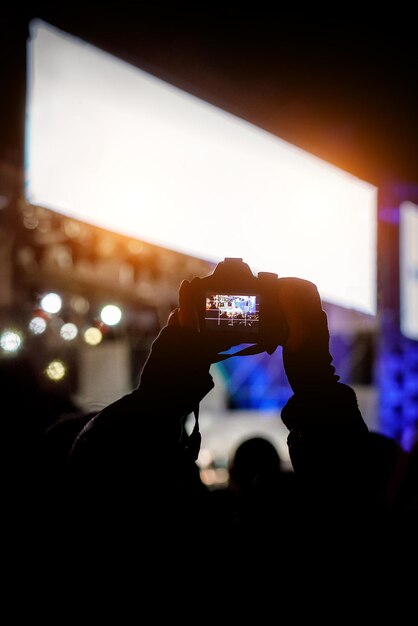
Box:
[136,280,153,298]
[41,292,62,314]
[29,316,47,335]
[55,245,72,269]
[23,215,39,229]
[70,295,90,315]
[119,262,134,286]
[128,240,145,255]
[60,322,78,341]
[63,219,81,238]
[200,469,216,486]
[0,329,23,352]
[84,327,103,346]
[200,468,229,487]
[45,359,66,381]
[97,237,116,256]
[100,304,122,326]
[17,246,38,270]
[198,448,213,468]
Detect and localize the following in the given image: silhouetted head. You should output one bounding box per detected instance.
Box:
[229,436,282,494]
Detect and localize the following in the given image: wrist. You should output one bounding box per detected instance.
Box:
[281,383,368,432]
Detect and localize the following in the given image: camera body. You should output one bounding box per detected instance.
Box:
[189,257,287,350]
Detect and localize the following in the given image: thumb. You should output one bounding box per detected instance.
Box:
[178,279,199,330]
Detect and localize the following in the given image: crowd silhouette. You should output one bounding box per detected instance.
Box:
[4,272,418,589]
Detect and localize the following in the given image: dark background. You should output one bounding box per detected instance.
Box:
[1,6,417,188]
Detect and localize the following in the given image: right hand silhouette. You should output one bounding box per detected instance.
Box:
[276,277,339,393]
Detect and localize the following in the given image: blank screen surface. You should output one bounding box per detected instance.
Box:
[400,201,418,339]
[25,20,377,314]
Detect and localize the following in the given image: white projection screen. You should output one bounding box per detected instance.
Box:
[25,20,377,314]
[400,201,418,340]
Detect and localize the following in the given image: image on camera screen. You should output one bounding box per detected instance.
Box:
[204,293,260,334]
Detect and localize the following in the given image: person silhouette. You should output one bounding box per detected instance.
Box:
[63,270,378,568]
[220,435,300,534]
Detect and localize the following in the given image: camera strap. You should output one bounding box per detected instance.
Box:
[211,342,278,363]
[185,344,279,463]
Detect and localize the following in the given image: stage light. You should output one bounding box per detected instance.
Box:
[40,292,62,314]
[100,304,122,326]
[0,329,23,353]
[84,326,103,346]
[29,316,47,334]
[60,322,78,340]
[45,359,66,381]
[197,448,213,469]
[70,294,90,315]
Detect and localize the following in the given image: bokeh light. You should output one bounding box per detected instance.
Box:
[45,359,66,381]
[29,316,47,334]
[70,294,90,315]
[100,304,122,326]
[40,292,62,314]
[0,329,23,352]
[200,468,229,487]
[84,327,103,346]
[197,448,213,468]
[60,322,78,341]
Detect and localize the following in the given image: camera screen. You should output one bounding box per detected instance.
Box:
[204,293,260,334]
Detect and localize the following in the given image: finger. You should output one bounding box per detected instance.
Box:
[167,308,180,326]
[277,277,324,351]
[178,279,198,329]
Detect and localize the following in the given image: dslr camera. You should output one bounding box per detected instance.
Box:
[189,257,287,351]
